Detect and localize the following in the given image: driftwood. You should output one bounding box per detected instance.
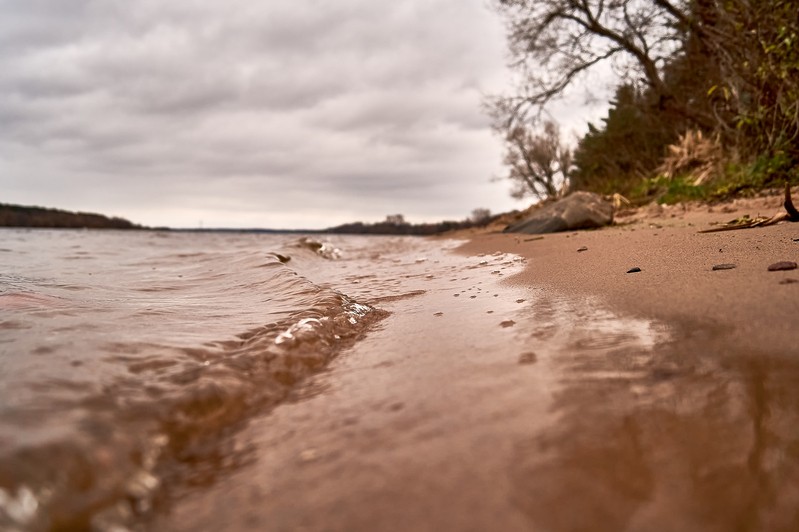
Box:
[699,184,799,233]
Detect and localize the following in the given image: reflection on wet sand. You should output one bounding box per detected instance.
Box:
[511,296,799,532]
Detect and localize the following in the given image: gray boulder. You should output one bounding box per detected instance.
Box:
[504,191,614,234]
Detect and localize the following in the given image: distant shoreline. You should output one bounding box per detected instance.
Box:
[0,201,496,235]
[0,202,142,230]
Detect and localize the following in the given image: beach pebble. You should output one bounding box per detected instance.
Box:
[768,261,798,271]
[577,246,588,252]
[299,449,320,462]
[500,320,515,328]
[626,267,642,273]
[434,312,443,317]
[515,299,526,303]
[780,278,799,284]
[518,352,538,365]
[712,263,736,271]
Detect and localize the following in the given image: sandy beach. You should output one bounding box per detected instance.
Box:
[463,193,799,355]
[153,194,799,532]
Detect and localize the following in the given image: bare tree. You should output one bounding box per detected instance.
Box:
[490,0,713,130]
[385,214,406,225]
[470,208,492,224]
[501,120,572,200]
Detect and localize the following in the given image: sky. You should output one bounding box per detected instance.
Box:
[0,0,609,229]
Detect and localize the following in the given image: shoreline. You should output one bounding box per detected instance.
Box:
[460,193,799,356]
[456,200,799,530]
[151,198,799,531]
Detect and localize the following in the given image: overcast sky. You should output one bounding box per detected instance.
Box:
[0,0,607,229]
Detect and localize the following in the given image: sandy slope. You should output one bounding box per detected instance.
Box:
[462,193,799,355]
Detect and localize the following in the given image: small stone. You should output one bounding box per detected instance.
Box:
[299,449,319,462]
[780,278,799,285]
[518,352,538,365]
[500,320,515,328]
[515,299,526,303]
[768,261,798,271]
[627,267,642,273]
[434,312,443,317]
[577,246,588,252]
[712,263,736,271]
[651,367,680,381]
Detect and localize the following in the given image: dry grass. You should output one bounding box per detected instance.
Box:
[659,130,724,186]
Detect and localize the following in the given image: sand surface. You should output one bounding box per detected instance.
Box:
[462,194,799,355]
[155,195,799,532]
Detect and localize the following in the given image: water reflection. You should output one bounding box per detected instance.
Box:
[510,295,799,531]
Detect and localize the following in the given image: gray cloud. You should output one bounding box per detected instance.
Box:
[0,0,547,228]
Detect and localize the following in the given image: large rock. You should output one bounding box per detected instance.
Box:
[504,191,614,234]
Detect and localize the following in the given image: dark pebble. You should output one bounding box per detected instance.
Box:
[712,263,736,271]
[627,267,642,273]
[577,246,588,252]
[768,261,798,271]
[518,352,538,365]
[651,367,679,381]
[780,278,799,285]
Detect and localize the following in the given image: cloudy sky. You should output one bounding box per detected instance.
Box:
[1,0,606,229]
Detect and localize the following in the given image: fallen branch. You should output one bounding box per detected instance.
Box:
[699,184,798,233]
[785,182,799,221]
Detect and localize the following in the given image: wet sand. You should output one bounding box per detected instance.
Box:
[156,196,799,532]
[459,198,799,531]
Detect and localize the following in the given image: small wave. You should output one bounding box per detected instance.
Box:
[0,238,385,531]
[294,237,342,260]
[1,289,385,531]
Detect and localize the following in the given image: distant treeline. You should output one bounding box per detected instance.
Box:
[327,220,472,235]
[0,203,504,235]
[0,203,141,229]
[326,211,501,235]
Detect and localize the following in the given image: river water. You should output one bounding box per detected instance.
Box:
[0,229,479,530]
[6,228,797,531]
